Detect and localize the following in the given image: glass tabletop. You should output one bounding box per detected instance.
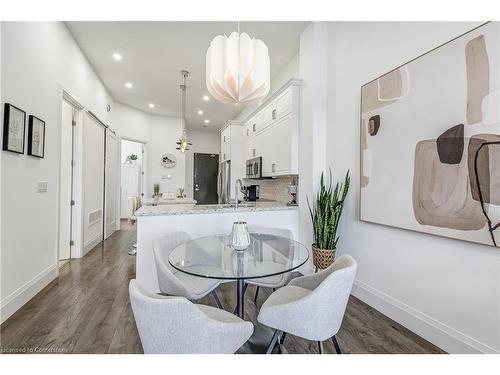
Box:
[168,233,309,280]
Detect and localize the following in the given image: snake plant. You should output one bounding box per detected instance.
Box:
[307,169,350,250]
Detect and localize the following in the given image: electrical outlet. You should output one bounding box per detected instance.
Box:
[36,181,48,193]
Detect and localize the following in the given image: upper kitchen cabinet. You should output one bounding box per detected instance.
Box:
[220,126,231,162]
[244,79,301,177]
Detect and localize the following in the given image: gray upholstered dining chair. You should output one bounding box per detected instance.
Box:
[152,231,223,308]
[245,227,294,304]
[257,255,357,354]
[129,279,254,354]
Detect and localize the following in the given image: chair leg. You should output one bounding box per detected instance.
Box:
[254,286,260,303]
[211,290,223,309]
[266,330,281,354]
[279,332,287,345]
[331,335,341,354]
[318,341,324,354]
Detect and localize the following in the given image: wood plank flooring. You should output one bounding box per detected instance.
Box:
[0,221,445,354]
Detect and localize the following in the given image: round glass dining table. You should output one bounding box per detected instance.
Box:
[168,232,309,319]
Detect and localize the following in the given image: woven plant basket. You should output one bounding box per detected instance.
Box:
[312,245,336,270]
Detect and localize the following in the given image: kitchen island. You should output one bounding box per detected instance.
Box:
[135,201,300,293]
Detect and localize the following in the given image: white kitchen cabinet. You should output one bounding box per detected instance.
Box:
[243,79,301,177]
[261,114,294,176]
[219,121,245,199]
[246,136,257,159]
[245,113,263,138]
[220,126,231,162]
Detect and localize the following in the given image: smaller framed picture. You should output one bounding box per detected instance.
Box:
[27,115,46,158]
[2,103,26,154]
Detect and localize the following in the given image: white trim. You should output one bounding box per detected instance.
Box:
[0,264,58,324]
[241,78,302,123]
[352,279,499,354]
[83,234,102,256]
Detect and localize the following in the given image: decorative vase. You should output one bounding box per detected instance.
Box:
[231,221,251,251]
[312,244,336,270]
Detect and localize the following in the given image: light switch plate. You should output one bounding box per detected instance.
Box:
[36,181,48,193]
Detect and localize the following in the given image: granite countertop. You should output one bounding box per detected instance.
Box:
[135,200,298,217]
[142,197,197,206]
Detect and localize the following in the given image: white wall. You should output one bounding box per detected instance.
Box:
[113,102,218,198]
[325,21,499,353]
[0,22,113,322]
[149,115,185,196]
[112,102,150,198]
[234,52,300,122]
[184,129,220,198]
[297,23,329,254]
[112,102,151,144]
[121,139,143,165]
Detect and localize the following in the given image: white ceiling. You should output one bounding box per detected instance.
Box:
[66,21,308,130]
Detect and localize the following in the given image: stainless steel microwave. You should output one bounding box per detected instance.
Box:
[246,157,262,179]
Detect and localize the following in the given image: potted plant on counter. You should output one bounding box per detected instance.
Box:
[307,169,350,270]
[153,183,161,198]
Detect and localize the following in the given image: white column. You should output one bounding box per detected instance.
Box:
[298,22,331,268]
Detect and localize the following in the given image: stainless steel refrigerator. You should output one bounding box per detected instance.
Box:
[217,160,231,204]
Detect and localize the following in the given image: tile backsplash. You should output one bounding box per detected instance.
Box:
[244,176,299,204]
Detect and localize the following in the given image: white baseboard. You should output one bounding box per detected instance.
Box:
[0,264,58,324]
[352,279,499,354]
[83,234,102,256]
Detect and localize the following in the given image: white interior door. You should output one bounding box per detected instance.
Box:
[120,164,141,218]
[82,113,105,254]
[58,101,74,260]
[105,131,118,239]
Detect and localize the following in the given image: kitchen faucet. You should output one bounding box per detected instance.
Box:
[235,179,243,209]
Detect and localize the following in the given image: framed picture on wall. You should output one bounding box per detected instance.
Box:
[27,115,46,158]
[2,103,26,154]
[359,22,500,248]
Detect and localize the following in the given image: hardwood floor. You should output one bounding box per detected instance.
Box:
[0,221,445,354]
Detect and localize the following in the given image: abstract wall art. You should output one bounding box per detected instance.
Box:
[360,22,500,247]
[2,103,26,154]
[27,115,45,158]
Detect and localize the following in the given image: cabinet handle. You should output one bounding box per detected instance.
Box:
[272,163,276,173]
[253,148,256,157]
[223,135,226,142]
[272,109,277,120]
[252,123,256,132]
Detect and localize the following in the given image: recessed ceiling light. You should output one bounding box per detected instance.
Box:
[197,110,204,115]
[148,103,155,108]
[203,95,210,101]
[112,52,122,61]
[125,82,133,89]
[204,119,210,124]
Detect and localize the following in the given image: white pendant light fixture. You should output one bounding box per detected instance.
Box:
[176,70,192,153]
[206,22,270,105]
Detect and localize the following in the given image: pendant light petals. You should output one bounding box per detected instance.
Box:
[206,31,270,105]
